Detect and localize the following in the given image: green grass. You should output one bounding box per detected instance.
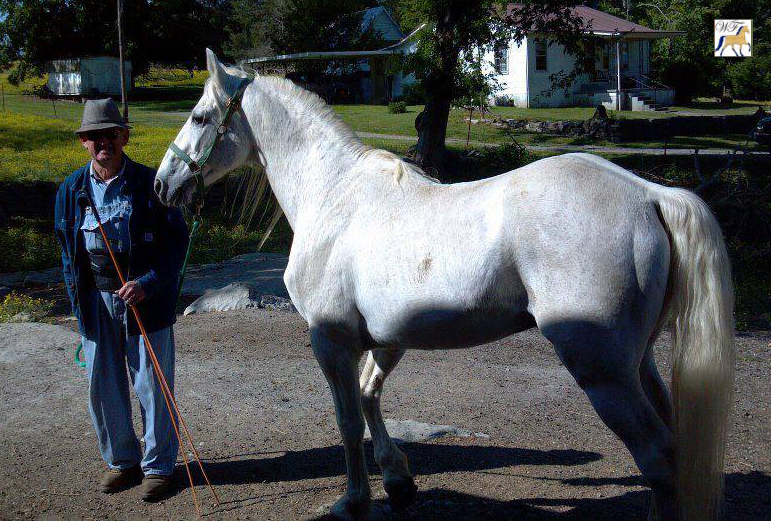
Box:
[0,112,179,183]
[134,68,209,88]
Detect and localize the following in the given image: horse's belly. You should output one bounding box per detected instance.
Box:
[362,306,535,350]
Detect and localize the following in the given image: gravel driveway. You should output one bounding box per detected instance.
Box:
[0,310,768,519]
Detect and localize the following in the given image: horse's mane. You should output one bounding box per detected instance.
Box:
[254,74,439,185]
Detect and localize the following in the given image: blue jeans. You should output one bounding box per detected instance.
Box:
[82,290,178,476]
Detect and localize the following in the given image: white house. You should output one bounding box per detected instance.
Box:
[46,56,132,97]
[484,6,684,111]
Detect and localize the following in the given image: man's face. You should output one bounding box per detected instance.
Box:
[79,127,129,163]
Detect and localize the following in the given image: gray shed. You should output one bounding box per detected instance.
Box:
[46,56,132,97]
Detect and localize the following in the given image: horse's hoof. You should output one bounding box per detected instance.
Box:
[384,475,418,510]
[329,495,371,520]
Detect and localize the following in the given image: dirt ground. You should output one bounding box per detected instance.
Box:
[0,309,769,520]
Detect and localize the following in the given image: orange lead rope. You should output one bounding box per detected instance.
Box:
[84,190,220,516]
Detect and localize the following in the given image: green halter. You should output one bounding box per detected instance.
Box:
[168,76,253,209]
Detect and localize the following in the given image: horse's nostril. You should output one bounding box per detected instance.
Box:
[154,178,167,199]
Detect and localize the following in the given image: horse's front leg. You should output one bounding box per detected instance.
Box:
[360,349,417,509]
[311,324,371,520]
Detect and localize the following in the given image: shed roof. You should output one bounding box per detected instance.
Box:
[506,4,685,39]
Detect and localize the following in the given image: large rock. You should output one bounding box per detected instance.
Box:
[0,272,26,288]
[0,267,62,288]
[180,252,289,298]
[184,283,259,315]
[183,283,297,316]
[24,267,62,287]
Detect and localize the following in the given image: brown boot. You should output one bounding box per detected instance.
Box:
[100,465,143,493]
[141,473,174,502]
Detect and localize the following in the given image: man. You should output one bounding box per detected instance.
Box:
[54,99,188,501]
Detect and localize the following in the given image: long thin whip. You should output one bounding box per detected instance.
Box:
[84,190,219,514]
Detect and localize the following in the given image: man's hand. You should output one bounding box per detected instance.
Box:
[116,280,146,306]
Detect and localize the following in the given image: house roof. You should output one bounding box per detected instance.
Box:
[242,23,423,65]
[506,4,685,39]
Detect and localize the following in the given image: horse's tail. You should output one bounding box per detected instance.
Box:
[655,187,734,519]
[715,35,725,52]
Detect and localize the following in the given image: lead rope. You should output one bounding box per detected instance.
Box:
[74,208,203,368]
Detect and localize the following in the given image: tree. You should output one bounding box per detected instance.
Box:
[395,0,592,175]
[225,0,383,69]
[0,0,231,82]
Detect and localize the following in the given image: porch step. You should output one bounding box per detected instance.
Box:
[631,94,668,112]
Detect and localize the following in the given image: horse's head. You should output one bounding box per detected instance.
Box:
[155,49,256,207]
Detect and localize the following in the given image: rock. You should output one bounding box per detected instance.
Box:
[183,283,259,316]
[364,419,489,444]
[524,122,543,133]
[23,267,62,287]
[259,295,297,313]
[180,252,289,299]
[0,272,26,288]
[10,312,32,323]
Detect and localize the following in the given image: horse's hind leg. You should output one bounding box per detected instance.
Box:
[360,349,417,509]
[543,322,677,520]
[640,345,672,430]
[311,325,371,519]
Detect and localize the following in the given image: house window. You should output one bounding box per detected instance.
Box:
[535,39,548,71]
[494,44,509,75]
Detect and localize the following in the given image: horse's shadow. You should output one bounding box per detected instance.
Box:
[307,471,769,520]
[176,441,771,519]
[185,442,603,487]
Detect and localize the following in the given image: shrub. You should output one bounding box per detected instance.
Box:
[493,95,515,107]
[0,292,53,322]
[388,101,407,114]
[0,218,60,273]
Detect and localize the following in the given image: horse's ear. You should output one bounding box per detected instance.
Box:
[206,48,227,89]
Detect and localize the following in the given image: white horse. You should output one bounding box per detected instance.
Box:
[155,50,734,520]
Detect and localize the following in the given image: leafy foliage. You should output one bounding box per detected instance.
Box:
[225,0,384,88]
[598,0,771,103]
[0,0,232,81]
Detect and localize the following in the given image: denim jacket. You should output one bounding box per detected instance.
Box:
[54,156,189,339]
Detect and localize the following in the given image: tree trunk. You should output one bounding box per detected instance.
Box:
[413,13,458,178]
[414,94,451,175]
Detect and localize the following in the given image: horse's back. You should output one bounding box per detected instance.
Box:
[347,153,669,350]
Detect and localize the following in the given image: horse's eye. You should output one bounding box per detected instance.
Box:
[192,115,205,126]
